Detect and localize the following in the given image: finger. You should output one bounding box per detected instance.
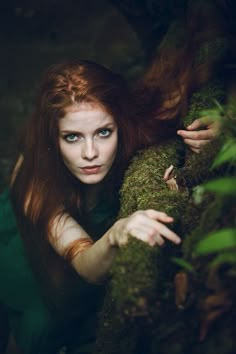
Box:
[145,209,174,223]
[166,178,179,191]
[131,226,166,247]
[183,138,210,149]
[163,165,174,181]
[154,222,181,244]
[130,219,181,246]
[129,227,159,247]
[177,129,215,140]
[142,217,181,244]
[109,226,128,247]
[153,234,165,247]
[186,117,212,130]
[117,232,129,246]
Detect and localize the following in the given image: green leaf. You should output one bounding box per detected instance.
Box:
[209,251,236,268]
[195,228,236,255]
[192,185,205,204]
[212,139,236,168]
[212,99,225,114]
[171,257,195,272]
[199,108,222,121]
[202,177,236,195]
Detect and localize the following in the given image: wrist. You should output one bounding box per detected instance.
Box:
[107,218,126,248]
[107,228,119,249]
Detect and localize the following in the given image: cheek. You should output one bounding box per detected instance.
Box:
[59,143,79,165]
[107,136,118,162]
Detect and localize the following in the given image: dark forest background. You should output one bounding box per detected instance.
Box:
[0,0,144,186]
[0,2,236,354]
[1,0,235,187]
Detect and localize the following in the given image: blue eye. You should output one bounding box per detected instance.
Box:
[64,134,78,143]
[99,129,111,137]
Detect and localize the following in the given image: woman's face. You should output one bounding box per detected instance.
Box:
[58,102,118,185]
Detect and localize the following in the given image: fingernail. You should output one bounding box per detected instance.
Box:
[175,238,181,244]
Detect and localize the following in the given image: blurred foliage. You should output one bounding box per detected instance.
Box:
[193,100,236,265]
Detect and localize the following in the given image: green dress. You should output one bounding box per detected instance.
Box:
[0,188,119,354]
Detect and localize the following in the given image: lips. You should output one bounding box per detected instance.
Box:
[81,165,101,174]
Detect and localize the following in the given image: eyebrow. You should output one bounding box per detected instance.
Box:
[60,123,116,134]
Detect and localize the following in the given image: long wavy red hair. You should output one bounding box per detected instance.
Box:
[135,0,230,144]
[11,60,139,238]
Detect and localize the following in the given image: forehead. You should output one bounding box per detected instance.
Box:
[59,102,116,131]
[65,101,98,113]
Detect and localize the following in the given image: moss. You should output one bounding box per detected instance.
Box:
[94,142,188,354]
[94,293,139,354]
[94,84,235,354]
[111,239,178,319]
[110,141,189,318]
[119,141,187,218]
[182,81,225,129]
[93,6,234,354]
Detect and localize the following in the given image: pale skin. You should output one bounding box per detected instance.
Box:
[164,117,219,186]
[161,89,219,153]
[177,117,219,154]
[163,165,179,191]
[49,102,181,283]
[13,106,216,284]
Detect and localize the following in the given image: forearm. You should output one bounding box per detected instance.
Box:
[71,231,118,283]
[71,210,181,284]
[52,211,180,283]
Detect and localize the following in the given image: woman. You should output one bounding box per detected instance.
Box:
[0,60,181,354]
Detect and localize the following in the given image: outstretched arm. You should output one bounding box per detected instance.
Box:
[49,210,181,283]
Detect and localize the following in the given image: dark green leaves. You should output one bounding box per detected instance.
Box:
[202,177,236,195]
[195,228,236,255]
[212,139,236,168]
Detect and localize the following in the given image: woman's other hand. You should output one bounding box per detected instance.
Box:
[177,117,219,154]
[108,209,181,248]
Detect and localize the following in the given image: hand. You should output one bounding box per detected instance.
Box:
[163,165,179,191]
[108,209,181,248]
[177,117,219,154]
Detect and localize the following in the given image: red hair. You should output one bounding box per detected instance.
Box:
[11,60,139,237]
[134,0,230,144]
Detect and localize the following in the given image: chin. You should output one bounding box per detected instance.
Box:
[78,174,106,185]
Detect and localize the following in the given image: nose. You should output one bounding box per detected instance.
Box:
[82,139,98,160]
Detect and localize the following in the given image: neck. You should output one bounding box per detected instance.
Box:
[82,182,104,212]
